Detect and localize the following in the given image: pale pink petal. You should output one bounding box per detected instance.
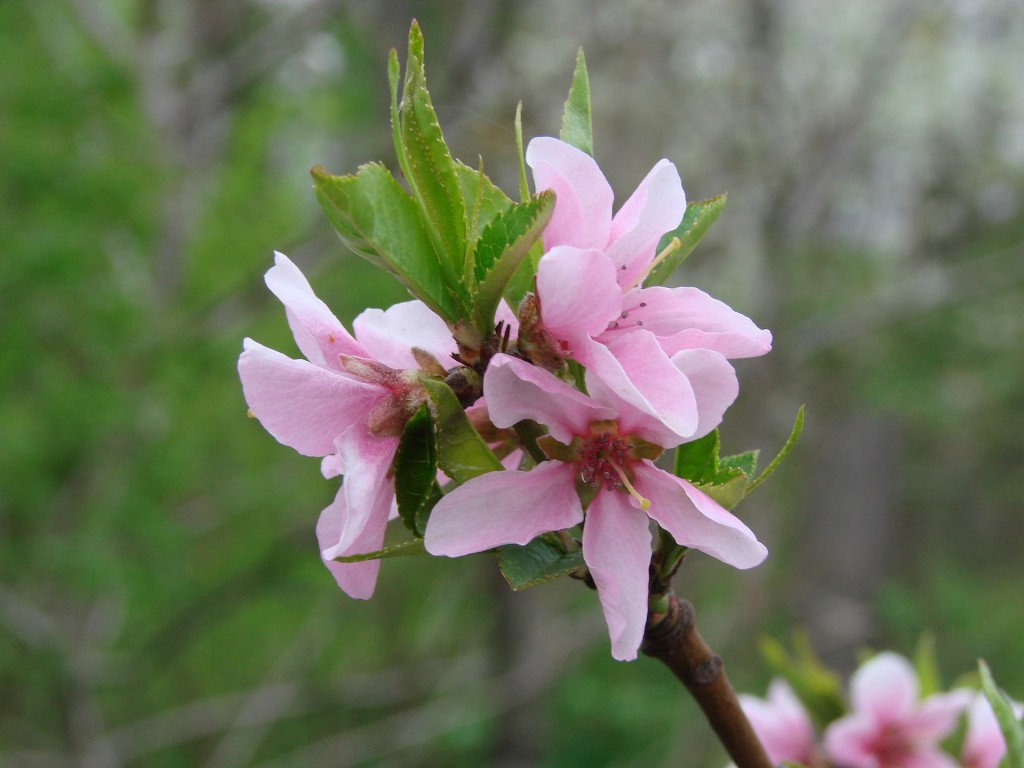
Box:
[353,300,456,370]
[824,714,880,768]
[424,461,582,557]
[484,353,612,443]
[265,252,367,369]
[612,286,773,359]
[899,748,961,768]
[850,653,919,725]
[606,159,686,289]
[238,339,380,457]
[321,453,344,479]
[581,490,653,661]
[527,136,612,251]
[587,331,700,441]
[316,483,389,600]
[740,679,816,765]
[670,349,739,440]
[905,689,973,742]
[635,462,767,569]
[963,693,1011,768]
[536,246,622,340]
[320,425,400,557]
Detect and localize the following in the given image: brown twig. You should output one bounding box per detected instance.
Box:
[641,594,772,768]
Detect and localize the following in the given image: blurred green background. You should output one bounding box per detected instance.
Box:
[2,1,1022,766]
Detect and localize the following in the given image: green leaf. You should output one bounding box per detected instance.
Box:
[673,431,721,485]
[979,660,1024,768]
[913,632,942,698]
[646,194,728,286]
[674,431,756,510]
[331,538,426,563]
[455,160,512,238]
[311,163,453,322]
[498,533,584,591]
[397,22,468,303]
[515,101,530,202]
[746,406,805,495]
[394,405,438,538]
[720,450,759,478]
[560,48,593,156]
[694,474,752,511]
[472,191,555,332]
[421,377,503,483]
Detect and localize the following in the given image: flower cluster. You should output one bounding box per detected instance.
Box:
[738,652,1021,768]
[239,27,779,662]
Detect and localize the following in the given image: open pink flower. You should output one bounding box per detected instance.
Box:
[423,353,766,661]
[526,138,772,439]
[962,691,1023,768]
[824,652,971,768]
[739,679,818,766]
[239,252,457,599]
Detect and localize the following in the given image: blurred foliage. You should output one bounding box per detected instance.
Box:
[2,1,1022,767]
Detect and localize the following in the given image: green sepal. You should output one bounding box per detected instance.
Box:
[759,632,847,729]
[646,194,728,286]
[396,21,469,305]
[421,377,503,483]
[472,191,555,332]
[560,48,593,156]
[311,163,453,322]
[979,660,1024,768]
[498,533,584,591]
[394,405,439,538]
[330,538,426,563]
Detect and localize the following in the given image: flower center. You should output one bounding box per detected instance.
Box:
[576,426,651,510]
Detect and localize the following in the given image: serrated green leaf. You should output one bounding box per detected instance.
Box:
[560,48,593,156]
[421,377,503,483]
[331,538,427,563]
[503,239,544,311]
[311,163,454,321]
[720,450,759,478]
[455,161,512,238]
[498,533,584,591]
[398,22,468,300]
[472,191,555,332]
[695,473,751,510]
[674,431,721,485]
[747,406,805,495]
[394,405,438,537]
[979,660,1024,768]
[646,194,728,286]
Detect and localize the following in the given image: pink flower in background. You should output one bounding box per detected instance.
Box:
[238,252,457,599]
[526,138,771,439]
[739,679,818,766]
[824,652,971,768]
[423,353,766,661]
[962,691,1023,768]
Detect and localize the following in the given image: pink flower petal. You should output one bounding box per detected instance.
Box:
[963,693,1014,768]
[850,652,919,725]
[906,689,973,742]
[536,246,622,340]
[320,426,400,557]
[740,679,816,765]
[484,354,612,443]
[316,483,390,600]
[581,490,653,661]
[606,159,686,289]
[635,462,767,569]
[353,300,457,370]
[424,460,583,557]
[824,714,884,767]
[527,136,612,251]
[613,285,773,359]
[238,339,381,457]
[670,349,738,440]
[265,252,367,369]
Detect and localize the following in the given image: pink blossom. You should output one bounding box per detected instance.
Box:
[423,353,766,661]
[239,252,457,599]
[526,138,771,439]
[824,652,971,768]
[962,691,1023,768]
[739,679,818,766]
